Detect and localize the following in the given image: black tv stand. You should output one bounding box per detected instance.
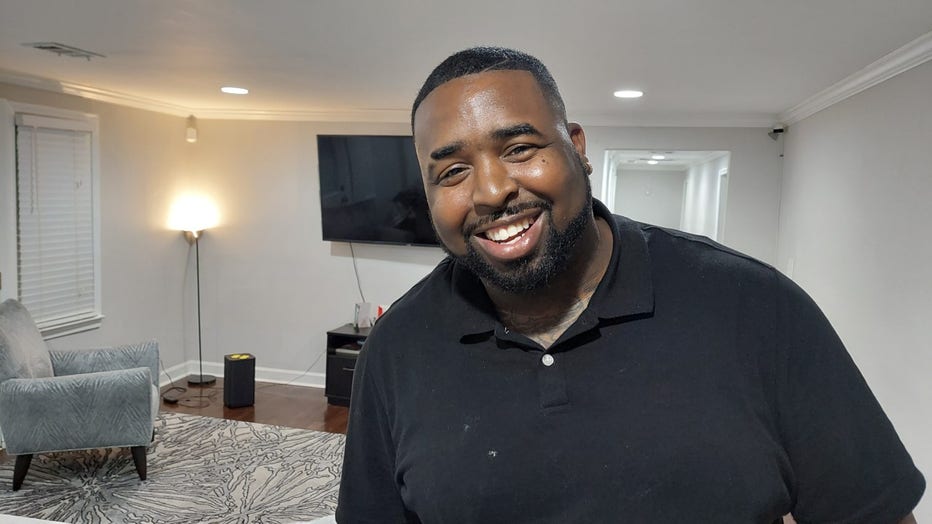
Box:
[325,324,371,406]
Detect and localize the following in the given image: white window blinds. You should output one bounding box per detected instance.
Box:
[14,113,100,332]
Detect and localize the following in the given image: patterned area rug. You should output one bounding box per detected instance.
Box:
[0,412,345,523]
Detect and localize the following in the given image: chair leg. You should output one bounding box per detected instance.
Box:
[130,446,147,481]
[12,454,32,491]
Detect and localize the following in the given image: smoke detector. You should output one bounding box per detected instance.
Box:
[22,42,105,60]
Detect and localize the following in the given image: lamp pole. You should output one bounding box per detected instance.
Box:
[187,230,215,385]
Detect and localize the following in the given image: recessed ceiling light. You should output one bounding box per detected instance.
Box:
[613,90,644,99]
[647,160,659,165]
[651,154,665,160]
[221,86,249,95]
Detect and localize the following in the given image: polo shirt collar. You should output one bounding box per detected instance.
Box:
[450,198,655,338]
[586,199,655,320]
[449,261,499,337]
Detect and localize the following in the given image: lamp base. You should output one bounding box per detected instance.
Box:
[187,373,216,386]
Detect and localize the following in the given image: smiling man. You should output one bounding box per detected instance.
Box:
[336,47,924,523]
[413,65,612,349]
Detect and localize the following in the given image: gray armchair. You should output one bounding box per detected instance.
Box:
[0,299,159,490]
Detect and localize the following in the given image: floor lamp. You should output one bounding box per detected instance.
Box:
[183,228,216,385]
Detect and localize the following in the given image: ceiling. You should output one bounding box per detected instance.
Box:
[1,0,931,126]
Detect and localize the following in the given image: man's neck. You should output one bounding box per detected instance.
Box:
[487,216,614,349]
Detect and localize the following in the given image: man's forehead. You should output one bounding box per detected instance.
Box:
[413,70,551,143]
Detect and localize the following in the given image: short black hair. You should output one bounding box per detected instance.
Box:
[411,46,567,131]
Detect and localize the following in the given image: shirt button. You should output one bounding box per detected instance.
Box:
[541,354,555,366]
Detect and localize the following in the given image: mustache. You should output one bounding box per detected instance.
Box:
[463,201,552,238]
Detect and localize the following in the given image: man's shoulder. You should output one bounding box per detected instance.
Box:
[620,216,776,276]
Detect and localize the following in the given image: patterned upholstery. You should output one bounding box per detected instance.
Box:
[0,299,159,489]
[0,300,54,382]
[49,342,159,387]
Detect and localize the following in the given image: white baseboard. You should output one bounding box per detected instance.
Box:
[159,361,325,389]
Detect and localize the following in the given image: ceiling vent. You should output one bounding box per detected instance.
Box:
[22,42,105,60]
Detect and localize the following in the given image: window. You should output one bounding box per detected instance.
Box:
[0,101,102,338]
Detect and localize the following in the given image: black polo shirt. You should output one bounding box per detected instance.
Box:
[337,201,924,523]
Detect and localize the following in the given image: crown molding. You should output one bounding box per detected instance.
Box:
[0,68,412,123]
[194,107,410,123]
[573,111,779,128]
[0,69,193,117]
[779,30,932,125]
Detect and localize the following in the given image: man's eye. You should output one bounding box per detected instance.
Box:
[437,166,468,186]
[505,144,537,159]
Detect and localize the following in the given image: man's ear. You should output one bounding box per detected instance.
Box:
[567,122,588,162]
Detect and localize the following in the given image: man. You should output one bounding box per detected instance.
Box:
[336,47,924,523]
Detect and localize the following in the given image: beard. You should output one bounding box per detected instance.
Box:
[438,172,594,295]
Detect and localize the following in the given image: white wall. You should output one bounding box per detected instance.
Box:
[777,60,932,519]
[614,168,686,229]
[587,126,782,264]
[681,153,729,239]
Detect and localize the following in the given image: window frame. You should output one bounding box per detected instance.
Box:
[0,100,103,338]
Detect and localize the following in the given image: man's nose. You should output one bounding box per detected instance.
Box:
[472,157,518,212]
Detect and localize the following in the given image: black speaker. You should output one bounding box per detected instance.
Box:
[224,353,255,408]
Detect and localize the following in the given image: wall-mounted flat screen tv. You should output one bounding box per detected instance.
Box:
[318,135,438,247]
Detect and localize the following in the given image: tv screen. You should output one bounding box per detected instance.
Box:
[317,135,438,246]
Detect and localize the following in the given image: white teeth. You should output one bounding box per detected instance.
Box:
[485,217,533,242]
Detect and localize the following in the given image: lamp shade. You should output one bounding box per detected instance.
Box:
[168,194,219,232]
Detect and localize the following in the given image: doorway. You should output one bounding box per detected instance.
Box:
[602,150,731,241]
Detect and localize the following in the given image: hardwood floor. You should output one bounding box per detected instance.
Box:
[159,378,348,434]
